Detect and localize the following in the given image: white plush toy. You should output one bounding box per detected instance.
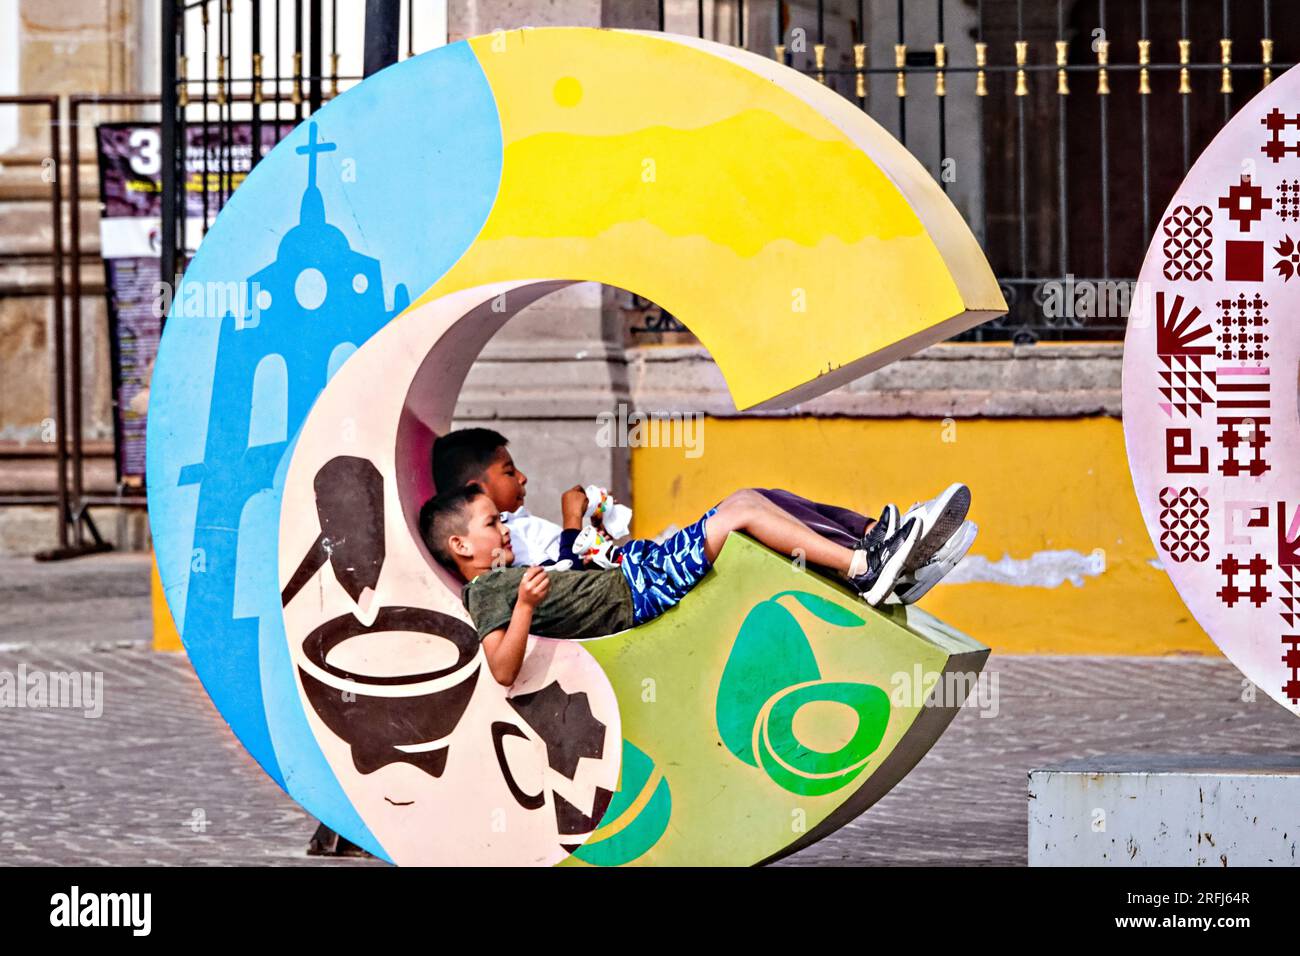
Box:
[582,485,632,538]
[572,525,621,569]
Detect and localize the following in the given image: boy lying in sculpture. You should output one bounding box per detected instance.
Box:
[432,428,612,571]
[430,427,977,603]
[419,481,972,686]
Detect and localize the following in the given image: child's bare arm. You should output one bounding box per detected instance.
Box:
[560,485,588,531]
[480,566,549,686]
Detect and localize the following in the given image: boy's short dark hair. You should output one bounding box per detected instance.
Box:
[418,484,488,571]
[432,428,508,493]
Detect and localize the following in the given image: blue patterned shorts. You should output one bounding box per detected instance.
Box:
[619,507,718,625]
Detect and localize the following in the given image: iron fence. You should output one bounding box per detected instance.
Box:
[155,1,1296,342]
[4,0,1295,555]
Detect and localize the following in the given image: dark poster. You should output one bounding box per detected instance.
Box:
[96,122,284,486]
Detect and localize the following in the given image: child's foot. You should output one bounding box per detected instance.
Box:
[900,482,971,574]
[886,519,978,605]
[848,515,922,607]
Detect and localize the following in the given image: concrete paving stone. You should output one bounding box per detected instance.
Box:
[0,553,1294,866]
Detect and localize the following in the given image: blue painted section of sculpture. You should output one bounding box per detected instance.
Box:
[173,125,400,787]
[146,44,504,857]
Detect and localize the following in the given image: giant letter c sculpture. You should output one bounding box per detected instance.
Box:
[147,27,1004,865]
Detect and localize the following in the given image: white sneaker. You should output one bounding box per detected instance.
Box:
[900,482,971,574]
[887,519,978,605]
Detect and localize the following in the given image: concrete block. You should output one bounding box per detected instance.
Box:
[1029,755,1300,866]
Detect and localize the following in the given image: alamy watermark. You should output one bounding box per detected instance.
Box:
[596,403,704,459]
[50,886,150,936]
[1039,274,1164,325]
[890,665,999,718]
[0,664,103,718]
[152,277,267,328]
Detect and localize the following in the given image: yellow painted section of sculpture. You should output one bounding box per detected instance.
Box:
[151,554,184,652]
[631,416,1220,656]
[411,28,1003,411]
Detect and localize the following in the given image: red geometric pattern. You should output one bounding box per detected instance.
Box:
[1158,486,1210,563]
[1283,634,1300,704]
[1165,427,1209,473]
[1162,205,1214,281]
[1225,501,1270,545]
[1277,179,1300,221]
[1271,509,1300,700]
[1217,416,1270,478]
[1131,86,1300,714]
[1158,357,1214,417]
[1225,240,1264,281]
[1281,566,1300,628]
[1217,552,1272,608]
[1273,235,1300,280]
[1155,292,1216,417]
[1215,365,1271,415]
[1261,107,1300,162]
[1155,292,1216,355]
[1217,175,1272,231]
[1277,501,1300,568]
[1214,293,1270,362]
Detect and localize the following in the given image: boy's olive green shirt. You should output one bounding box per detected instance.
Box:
[461,565,634,640]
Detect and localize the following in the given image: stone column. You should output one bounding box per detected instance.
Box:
[448,0,659,42]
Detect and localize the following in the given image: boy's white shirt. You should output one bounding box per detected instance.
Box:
[502,507,564,566]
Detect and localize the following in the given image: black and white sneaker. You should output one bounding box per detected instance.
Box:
[855,503,900,552]
[848,515,922,607]
[900,482,971,574]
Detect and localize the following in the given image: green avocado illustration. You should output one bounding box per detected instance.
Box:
[716,591,890,795]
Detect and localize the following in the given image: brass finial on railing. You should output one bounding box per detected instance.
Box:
[330,52,340,96]
[223,0,233,107]
[1056,40,1069,95]
[935,42,946,97]
[814,43,826,84]
[895,44,907,97]
[975,42,988,96]
[1262,38,1274,86]
[195,3,207,115]
[774,43,785,63]
[1138,39,1151,94]
[1178,38,1191,94]
[1096,38,1110,95]
[252,52,263,104]
[854,43,867,98]
[178,55,189,107]
[1219,39,1232,94]
[1015,40,1028,97]
[292,51,303,105]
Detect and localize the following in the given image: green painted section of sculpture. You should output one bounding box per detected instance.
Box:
[561,533,989,866]
[570,740,672,867]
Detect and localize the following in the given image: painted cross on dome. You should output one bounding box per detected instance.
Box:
[297,122,337,190]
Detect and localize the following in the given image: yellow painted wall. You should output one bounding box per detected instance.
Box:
[630,416,1217,656]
